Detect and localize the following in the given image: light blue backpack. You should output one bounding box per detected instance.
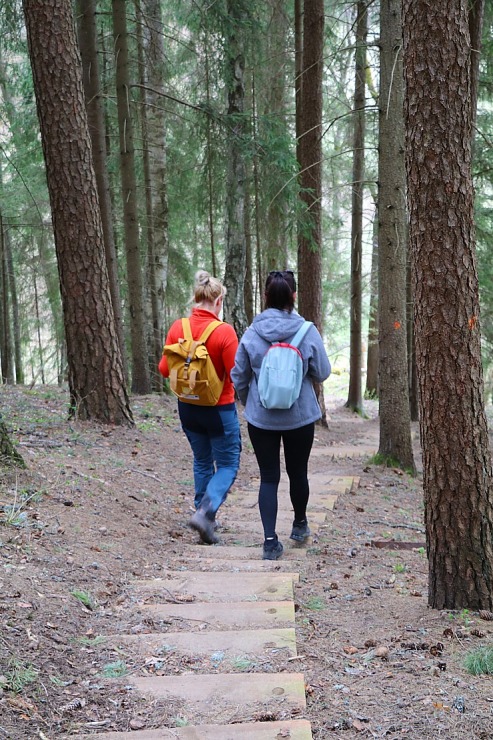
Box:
[257,321,313,409]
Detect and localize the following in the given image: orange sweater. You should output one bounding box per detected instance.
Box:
[158,308,238,405]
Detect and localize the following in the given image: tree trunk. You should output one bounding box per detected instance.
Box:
[377,0,415,472]
[297,0,324,329]
[5,227,23,384]
[76,0,128,384]
[0,415,25,469]
[223,0,248,338]
[403,0,493,609]
[346,1,366,414]
[112,0,151,394]
[366,212,378,397]
[141,0,170,388]
[23,0,133,426]
[0,213,14,384]
[297,0,325,424]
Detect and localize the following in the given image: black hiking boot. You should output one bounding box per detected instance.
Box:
[290,519,311,542]
[263,538,284,560]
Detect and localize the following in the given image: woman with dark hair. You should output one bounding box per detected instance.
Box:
[231,270,331,560]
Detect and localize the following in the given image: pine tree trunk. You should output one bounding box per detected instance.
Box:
[112,0,151,394]
[346,1,366,413]
[142,0,170,388]
[5,228,23,384]
[403,0,493,609]
[0,415,25,469]
[23,0,133,425]
[76,0,128,384]
[366,215,378,397]
[223,0,248,338]
[377,0,415,472]
[297,0,324,329]
[0,214,14,384]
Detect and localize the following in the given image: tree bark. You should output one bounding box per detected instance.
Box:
[346,1,366,414]
[23,0,133,425]
[112,0,151,394]
[76,0,127,384]
[223,0,248,338]
[403,0,493,609]
[377,0,415,472]
[141,0,170,389]
[0,415,25,469]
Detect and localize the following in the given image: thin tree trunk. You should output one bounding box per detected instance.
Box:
[346,1,366,414]
[76,0,127,383]
[112,0,151,394]
[5,228,23,384]
[223,0,248,338]
[142,0,170,386]
[0,213,14,384]
[377,0,415,472]
[366,209,378,397]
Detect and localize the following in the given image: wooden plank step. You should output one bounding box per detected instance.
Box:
[131,571,298,602]
[111,627,297,658]
[139,600,295,628]
[166,557,304,573]
[74,718,312,739]
[181,544,307,560]
[125,671,307,707]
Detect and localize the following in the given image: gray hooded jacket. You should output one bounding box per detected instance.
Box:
[231,308,331,430]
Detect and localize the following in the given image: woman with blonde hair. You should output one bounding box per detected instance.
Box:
[159,270,241,544]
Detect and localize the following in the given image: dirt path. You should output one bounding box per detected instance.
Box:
[1,388,492,739]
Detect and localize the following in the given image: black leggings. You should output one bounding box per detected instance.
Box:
[247,422,315,539]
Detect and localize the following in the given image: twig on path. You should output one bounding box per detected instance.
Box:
[126,468,163,483]
[368,520,425,533]
[65,466,107,485]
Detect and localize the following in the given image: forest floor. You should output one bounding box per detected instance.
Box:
[1,382,493,739]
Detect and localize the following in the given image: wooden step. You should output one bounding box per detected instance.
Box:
[139,599,295,628]
[111,627,297,658]
[131,571,298,602]
[125,671,307,708]
[74,718,313,739]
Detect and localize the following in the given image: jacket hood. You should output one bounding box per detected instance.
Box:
[251,308,306,344]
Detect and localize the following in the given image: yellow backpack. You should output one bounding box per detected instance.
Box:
[162,318,224,405]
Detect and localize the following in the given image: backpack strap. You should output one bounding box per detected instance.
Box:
[290,321,313,349]
[198,320,223,343]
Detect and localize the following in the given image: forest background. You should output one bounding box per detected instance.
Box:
[1,1,490,397]
[1,0,493,614]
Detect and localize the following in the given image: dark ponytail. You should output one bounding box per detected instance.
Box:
[264,270,296,312]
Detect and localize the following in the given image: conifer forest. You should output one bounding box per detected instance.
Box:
[2,2,493,613]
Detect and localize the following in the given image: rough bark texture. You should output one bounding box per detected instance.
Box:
[112,0,151,394]
[297,0,324,330]
[22,0,133,425]
[347,1,366,413]
[403,0,493,609]
[76,0,127,384]
[0,415,25,468]
[377,0,415,472]
[223,0,248,338]
[142,0,170,383]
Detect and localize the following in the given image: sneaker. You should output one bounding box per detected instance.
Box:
[188,509,219,545]
[290,519,311,542]
[263,539,284,560]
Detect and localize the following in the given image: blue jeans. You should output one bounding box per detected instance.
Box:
[179,402,241,518]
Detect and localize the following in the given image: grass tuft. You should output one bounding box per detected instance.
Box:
[464,646,493,675]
